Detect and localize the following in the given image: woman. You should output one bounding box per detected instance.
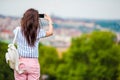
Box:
[13,8,53,80]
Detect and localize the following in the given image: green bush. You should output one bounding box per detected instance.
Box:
[56,31,120,80]
[38,43,59,80]
[0,41,14,80]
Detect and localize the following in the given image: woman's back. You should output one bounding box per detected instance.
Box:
[13,27,46,58]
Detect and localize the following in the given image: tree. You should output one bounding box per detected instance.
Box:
[0,41,14,80]
[56,31,120,80]
[38,43,59,80]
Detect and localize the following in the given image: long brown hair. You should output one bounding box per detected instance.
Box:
[21,8,40,46]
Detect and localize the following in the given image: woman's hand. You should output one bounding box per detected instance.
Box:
[44,14,53,37]
[44,14,53,24]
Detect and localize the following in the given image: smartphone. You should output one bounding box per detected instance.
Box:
[39,14,44,18]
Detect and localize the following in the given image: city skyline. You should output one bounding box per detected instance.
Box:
[0,0,120,19]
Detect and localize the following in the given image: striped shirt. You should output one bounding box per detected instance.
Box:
[13,27,46,58]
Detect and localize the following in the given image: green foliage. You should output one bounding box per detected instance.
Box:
[56,31,120,80]
[0,41,14,80]
[38,43,59,79]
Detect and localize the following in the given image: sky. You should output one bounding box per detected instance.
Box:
[0,0,120,19]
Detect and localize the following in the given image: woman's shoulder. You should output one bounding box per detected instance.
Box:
[13,26,21,34]
[14,26,21,30]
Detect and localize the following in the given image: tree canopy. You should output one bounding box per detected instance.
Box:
[56,31,120,80]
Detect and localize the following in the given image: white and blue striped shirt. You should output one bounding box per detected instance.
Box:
[13,27,46,58]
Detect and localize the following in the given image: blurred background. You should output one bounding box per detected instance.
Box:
[0,0,120,80]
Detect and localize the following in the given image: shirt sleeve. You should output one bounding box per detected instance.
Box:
[37,29,46,39]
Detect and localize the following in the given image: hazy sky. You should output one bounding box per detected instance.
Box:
[0,0,120,19]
